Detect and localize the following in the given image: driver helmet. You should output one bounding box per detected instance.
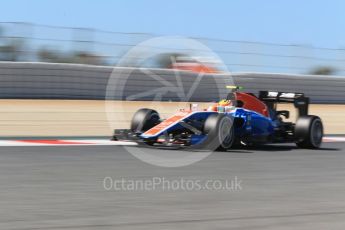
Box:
[218,99,232,106]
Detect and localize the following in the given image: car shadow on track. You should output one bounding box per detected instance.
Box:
[227,144,341,153]
[128,143,341,153]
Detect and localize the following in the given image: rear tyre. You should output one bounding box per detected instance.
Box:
[203,114,235,151]
[295,115,323,149]
[131,108,160,133]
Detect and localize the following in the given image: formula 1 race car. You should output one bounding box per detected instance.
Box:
[113,87,324,150]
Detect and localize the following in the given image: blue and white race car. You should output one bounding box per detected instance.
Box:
[113,87,324,150]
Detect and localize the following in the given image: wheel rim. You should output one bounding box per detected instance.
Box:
[218,117,233,148]
[311,120,323,147]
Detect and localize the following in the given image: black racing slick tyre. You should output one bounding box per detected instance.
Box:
[295,115,323,149]
[130,108,160,133]
[203,114,235,151]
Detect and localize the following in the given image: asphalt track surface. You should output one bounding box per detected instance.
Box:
[1,142,345,230]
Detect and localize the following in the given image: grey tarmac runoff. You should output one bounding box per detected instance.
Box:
[0,139,345,229]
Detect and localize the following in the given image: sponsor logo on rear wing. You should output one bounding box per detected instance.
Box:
[259,91,305,102]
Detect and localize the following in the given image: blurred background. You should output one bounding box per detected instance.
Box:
[0,0,344,137]
[0,21,343,75]
[0,0,345,75]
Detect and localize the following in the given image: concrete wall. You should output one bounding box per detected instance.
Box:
[0,62,344,103]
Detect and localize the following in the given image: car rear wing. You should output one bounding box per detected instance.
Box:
[259,91,309,116]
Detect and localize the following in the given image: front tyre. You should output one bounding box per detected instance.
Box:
[203,114,235,151]
[295,115,323,149]
[131,108,160,133]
